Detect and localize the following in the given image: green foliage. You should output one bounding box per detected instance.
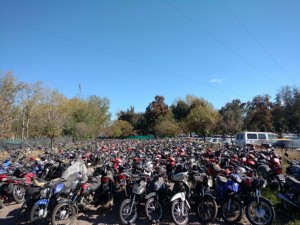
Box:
[184,98,219,136]
[100,120,134,138]
[153,115,180,137]
[219,99,244,135]
[0,71,24,139]
[243,94,273,131]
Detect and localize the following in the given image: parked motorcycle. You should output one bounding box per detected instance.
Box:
[277,175,300,210]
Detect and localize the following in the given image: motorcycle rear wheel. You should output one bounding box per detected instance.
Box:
[12,185,25,203]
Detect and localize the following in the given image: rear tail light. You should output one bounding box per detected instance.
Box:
[118,174,126,180]
[102,177,109,183]
[276,167,283,174]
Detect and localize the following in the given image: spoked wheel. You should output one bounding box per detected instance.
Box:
[51,202,77,225]
[12,185,25,203]
[30,204,49,225]
[0,199,3,209]
[119,199,138,225]
[246,198,275,225]
[221,197,243,224]
[145,197,163,223]
[171,200,189,225]
[196,196,218,223]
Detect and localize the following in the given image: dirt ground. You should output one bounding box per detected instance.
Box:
[0,199,250,225]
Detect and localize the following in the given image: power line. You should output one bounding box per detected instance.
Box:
[220,0,296,85]
[163,0,282,88]
[0,15,249,99]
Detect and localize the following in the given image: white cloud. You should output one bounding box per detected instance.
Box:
[210,78,227,84]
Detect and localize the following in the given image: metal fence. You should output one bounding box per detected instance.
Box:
[0,137,73,151]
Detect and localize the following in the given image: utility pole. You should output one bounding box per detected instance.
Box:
[79,84,82,98]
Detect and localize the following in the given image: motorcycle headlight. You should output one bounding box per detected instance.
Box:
[40,188,49,198]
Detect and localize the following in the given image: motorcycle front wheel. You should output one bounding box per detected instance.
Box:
[196,196,218,223]
[119,199,138,225]
[221,197,243,224]
[145,197,163,223]
[171,200,189,225]
[246,197,275,225]
[30,204,49,225]
[51,202,77,225]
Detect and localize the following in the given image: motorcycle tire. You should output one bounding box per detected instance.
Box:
[145,197,163,223]
[196,196,218,223]
[171,199,189,225]
[119,199,138,225]
[51,202,77,225]
[30,204,48,225]
[246,197,275,225]
[15,197,33,225]
[12,185,25,203]
[221,197,243,224]
[0,199,3,209]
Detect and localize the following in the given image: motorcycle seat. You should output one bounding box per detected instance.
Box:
[217,175,228,184]
[33,178,47,187]
[90,182,101,191]
[286,176,300,188]
[7,176,27,182]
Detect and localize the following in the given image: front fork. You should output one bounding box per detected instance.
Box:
[129,195,136,213]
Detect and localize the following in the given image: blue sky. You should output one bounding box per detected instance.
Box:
[1,0,299,119]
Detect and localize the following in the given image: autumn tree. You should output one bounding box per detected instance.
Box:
[184,97,219,139]
[18,81,44,139]
[144,95,170,135]
[0,71,23,139]
[114,120,134,137]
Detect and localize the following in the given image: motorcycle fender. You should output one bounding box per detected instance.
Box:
[171,192,186,202]
[202,193,215,200]
[277,174,285,182]
[34,198,48,205]
[59,198,72,204]
[145,192,157,200]
[259,196,274,206]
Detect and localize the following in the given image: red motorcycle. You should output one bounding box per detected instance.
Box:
[0,168,35,205]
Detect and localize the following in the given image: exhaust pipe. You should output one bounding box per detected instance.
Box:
[277,192,300,209]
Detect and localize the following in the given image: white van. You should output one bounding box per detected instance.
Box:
[235,132,277,147]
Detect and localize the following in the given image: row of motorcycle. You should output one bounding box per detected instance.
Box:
[0,140,299,225]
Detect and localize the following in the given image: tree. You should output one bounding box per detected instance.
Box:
[114,120,134,137]
[63,96,111,140]
[170,99,190,122]
[274,86,300,136]
[185,98,219,139]
[0,71,23,139]
[19,81,44,139]
[86,95,111,138]
[144,95,170,134]
[117,106,143,132]
[154,120,180,137]
[243,95,273,132]
[219,99,244,136]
